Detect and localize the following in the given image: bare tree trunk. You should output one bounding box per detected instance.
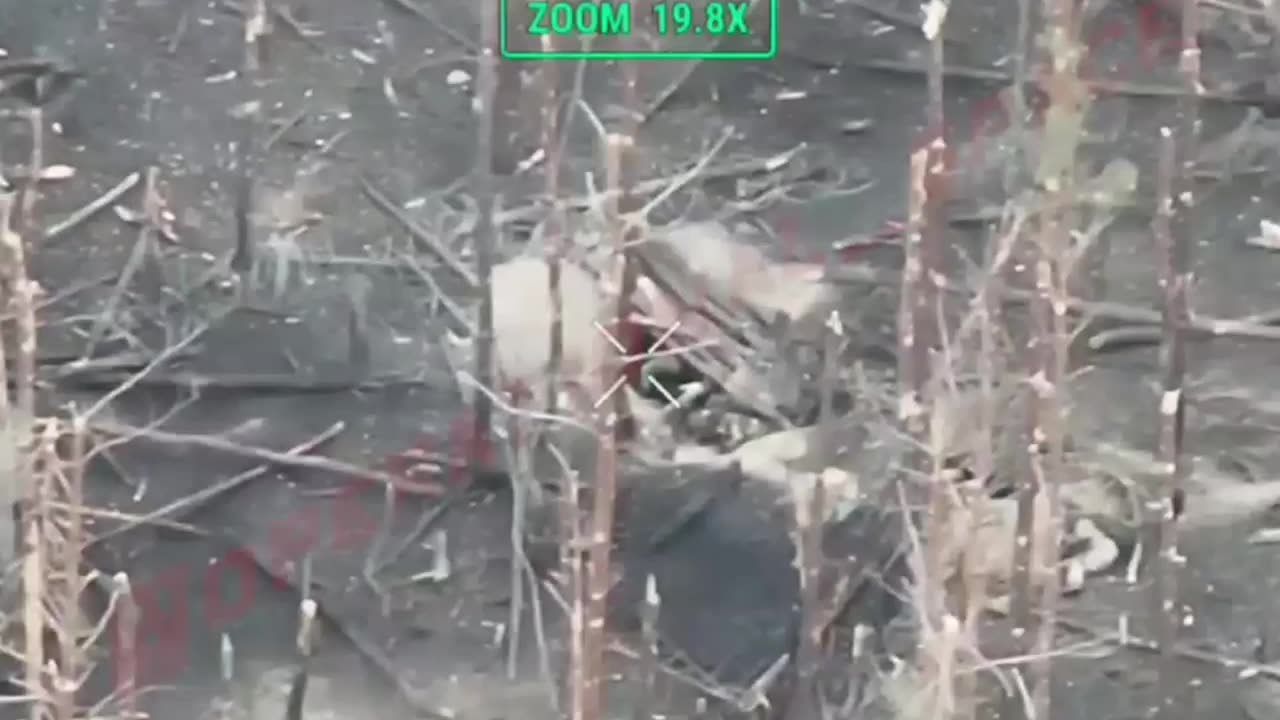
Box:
[1152,3,1198,712]
[114,574,139,719]
[542,33,564,430]
[901,6,957,717]
[472,0,499,476]
[578,134,631,720]
[918,0,949,626]
[493,0,533,174]
[1008,2,1086,717]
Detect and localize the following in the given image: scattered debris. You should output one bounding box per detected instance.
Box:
[1245,219,1280,251]
[840,117,874,134]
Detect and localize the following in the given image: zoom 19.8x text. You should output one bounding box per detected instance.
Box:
[527,1,753,38]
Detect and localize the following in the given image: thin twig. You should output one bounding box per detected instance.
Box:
[81,166,160,359]
[1054,614,1280,682]
[371,492,458,573]
[630,129,732,223]
[166,6,192,54]
[457,371,596,435]
[379,0,478,51]
[360,176,478,288]
[88,419,442,493]
[85,422,346,545]
[43,502,206,536]
[263,103,308,152]
[494,145,807,228]
[397,251,473,333]
[790,52,1269,108]
[44,171,141,242]
[361,480,396,600]
[605,639,743,705]
[79,318,211,420]
[832,261,1280,344]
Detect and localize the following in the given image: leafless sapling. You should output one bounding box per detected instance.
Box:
[1150,0,1198,699]
[472,0,500,477]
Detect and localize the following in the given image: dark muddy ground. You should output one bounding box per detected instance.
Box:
[4,0,1280,718]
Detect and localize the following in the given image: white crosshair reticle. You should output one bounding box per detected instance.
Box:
[591,320,683,409]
